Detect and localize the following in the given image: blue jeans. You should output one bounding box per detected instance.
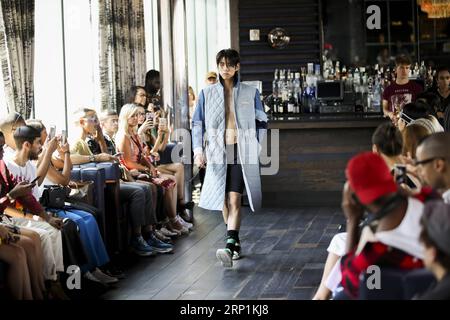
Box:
[54,208,109,272]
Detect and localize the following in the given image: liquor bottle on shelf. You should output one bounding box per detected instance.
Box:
[272,69,279,99]
[293,72,302,114]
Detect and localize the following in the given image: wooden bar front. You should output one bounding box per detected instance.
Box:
[261,114,386,207]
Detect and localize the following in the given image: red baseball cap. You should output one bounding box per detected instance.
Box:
[346,152,398,205]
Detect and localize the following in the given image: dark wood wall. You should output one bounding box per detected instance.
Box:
[238,0,323,95]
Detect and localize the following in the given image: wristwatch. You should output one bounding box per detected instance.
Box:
[89,154,95,162]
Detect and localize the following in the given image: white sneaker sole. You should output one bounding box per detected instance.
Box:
[216,249,233,268]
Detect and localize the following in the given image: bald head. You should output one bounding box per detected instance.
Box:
[418,132,450,160]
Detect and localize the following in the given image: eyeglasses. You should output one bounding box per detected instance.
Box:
[137,112,145,116]
[413,157,445,166]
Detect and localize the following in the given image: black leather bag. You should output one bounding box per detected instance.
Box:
[39,185,70,209]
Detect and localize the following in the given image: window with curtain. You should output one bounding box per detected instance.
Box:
[142,0,231,97]
[186,0,231,96]
[144,0,160,72]
[34,0,98,138]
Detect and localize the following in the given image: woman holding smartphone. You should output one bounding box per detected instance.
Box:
[130,87,194,223]
[116,104,191,235]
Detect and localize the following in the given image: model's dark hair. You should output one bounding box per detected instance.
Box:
[216,49,240,68]
[372,122,403,157]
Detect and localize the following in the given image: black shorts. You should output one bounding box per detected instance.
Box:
[225,144,245,194]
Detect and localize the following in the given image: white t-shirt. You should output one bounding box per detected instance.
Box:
[374,197,424,259]
[4,158,40,200]
[2,145,15,161]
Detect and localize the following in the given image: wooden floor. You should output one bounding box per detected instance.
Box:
[101,206,345,300]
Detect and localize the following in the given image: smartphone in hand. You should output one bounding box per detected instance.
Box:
[61,130,67,145]
[394,164,407,185]
[49,126,56,139]
[30,176,41,185]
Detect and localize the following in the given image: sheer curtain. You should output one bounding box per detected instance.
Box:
[0,0,35,119]
[98,0,147,112]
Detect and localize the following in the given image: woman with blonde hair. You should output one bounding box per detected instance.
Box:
[116,104,190,235]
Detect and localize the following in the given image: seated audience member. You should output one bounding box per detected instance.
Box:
[396,102,430,132]
[5,125,90,283]
[128,86,147,108]
[26,120,119,285]
[145,69,161,109]
[415,132,450,202]
[72,108,173,255]
[313,122,416,300]
[116,104,190,235]
[402,124,432,159]
[411,117,444,133]
[70,108,116,165]
[0,114,68,297]
[337,152,430,299]
[128,88,193,223]
[0,131,46,300]
[99,110,174,243]
[425,66,450,127]
[416,200,450,300]
[416,91,442,122]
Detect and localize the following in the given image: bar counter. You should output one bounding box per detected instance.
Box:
[261,113,386,207]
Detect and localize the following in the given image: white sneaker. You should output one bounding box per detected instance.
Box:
[177,215,193,231]
[160,226,178,237]
[216,248,233,268]
[92,268,119,285]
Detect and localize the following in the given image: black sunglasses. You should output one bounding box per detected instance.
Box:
[413,157,445,166]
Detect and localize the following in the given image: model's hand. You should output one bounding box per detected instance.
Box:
[194,153,206,169]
